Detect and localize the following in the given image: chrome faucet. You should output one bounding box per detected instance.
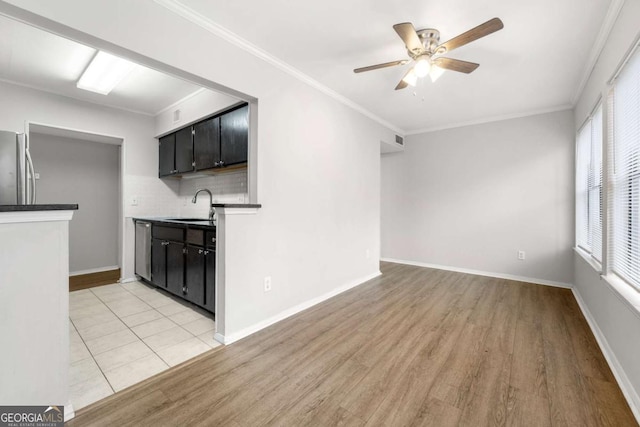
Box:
[192,188,214,222]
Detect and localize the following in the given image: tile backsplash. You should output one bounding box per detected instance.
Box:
[178,170,248,217]
[124,169,248,219]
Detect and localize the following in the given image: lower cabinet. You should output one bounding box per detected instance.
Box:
[148,223,215,314]
[185,245,206,306]
[166,242,185,297]
[204,249,215,312]
[151,238,167,287]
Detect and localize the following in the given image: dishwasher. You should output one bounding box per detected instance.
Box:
[135,221,152,281]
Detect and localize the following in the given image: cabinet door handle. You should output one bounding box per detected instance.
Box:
[162,241,169,246]
[204,250,209,255]
[211,238,216,243]
[198,249,204,254]
[214,161,220,167]
[183,248,188,254]
[219,160,225,166]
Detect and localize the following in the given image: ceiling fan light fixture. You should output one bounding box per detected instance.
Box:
[402,68,418,86]
[429,65,445,82]
[414,57,431,78]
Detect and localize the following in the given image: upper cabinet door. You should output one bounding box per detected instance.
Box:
[193,117,221,171]
[220,104,248,167]
[159,134,175,177]
[175,127,194,174]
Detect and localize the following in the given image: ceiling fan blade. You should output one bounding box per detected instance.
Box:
[436,18,503,54]
[353,60,409,73]
[433,57,479,74]
[393,22,423,53]
[395,67,416,90]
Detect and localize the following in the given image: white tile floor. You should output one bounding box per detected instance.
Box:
[69,281,220,410]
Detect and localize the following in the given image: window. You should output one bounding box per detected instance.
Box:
[576,104,603,262]
[612,48,640,289]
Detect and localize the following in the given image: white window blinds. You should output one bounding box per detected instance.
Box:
[612,48,640,289]
[576,105,603,262]
[591,106,603,262]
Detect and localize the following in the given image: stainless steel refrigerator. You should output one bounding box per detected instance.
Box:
[0,130,36,205]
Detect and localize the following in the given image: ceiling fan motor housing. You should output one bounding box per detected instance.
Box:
[416,29,441,54]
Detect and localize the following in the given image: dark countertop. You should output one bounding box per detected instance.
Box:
[212,203,261,208]
[0,204,79,212]
[133,217,216,230]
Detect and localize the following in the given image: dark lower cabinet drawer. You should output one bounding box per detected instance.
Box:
[186,228,204,246]
[154,226,184,242]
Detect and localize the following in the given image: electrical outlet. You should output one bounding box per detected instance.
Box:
[34,172,40,180]
[131,196,139,206]
[264,276,272,292]
[518,250,526,260]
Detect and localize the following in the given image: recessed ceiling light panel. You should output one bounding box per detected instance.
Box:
[77,51,136,95]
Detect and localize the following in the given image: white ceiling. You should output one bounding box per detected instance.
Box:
[177,0,612,133]
[0,14,204,116]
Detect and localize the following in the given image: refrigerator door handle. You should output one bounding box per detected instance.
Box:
[25,147,36,204]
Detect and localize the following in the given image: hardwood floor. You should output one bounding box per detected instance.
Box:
[69,269,121,291]
[67,262,637,426]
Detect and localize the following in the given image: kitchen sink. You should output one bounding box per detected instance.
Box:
[166,218,211,222]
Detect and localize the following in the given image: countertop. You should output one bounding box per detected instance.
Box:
[212,203,262,208]
[0,204,78,212]
[133,217,216,230]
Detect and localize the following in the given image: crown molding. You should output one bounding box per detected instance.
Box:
[404,104,573,136]
[570,0,626,106]
[153,0,404,135]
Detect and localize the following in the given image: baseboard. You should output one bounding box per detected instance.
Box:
[69,265,119,276]
[213,332,226,345]
[572,287,640,423]
[381,258,572,289]
[64,403,75,421]
[220,270,382,345]
[69,268,121,291]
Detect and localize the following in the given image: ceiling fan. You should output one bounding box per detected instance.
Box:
[354,18,504,90]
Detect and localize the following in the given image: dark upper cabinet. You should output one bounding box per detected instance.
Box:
[158,103,248,177]
[220,105,248,167]
[175,127,194,174]
[193,117,220,171]
[159,134,176,177]
[159,128,193,177]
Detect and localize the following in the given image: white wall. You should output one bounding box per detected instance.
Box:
[382,110,575,285]
[572,0,640,417]
[0,80,182,279]
[155,88,239,137]
[4,0,395,339]
[30,133,120,273]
